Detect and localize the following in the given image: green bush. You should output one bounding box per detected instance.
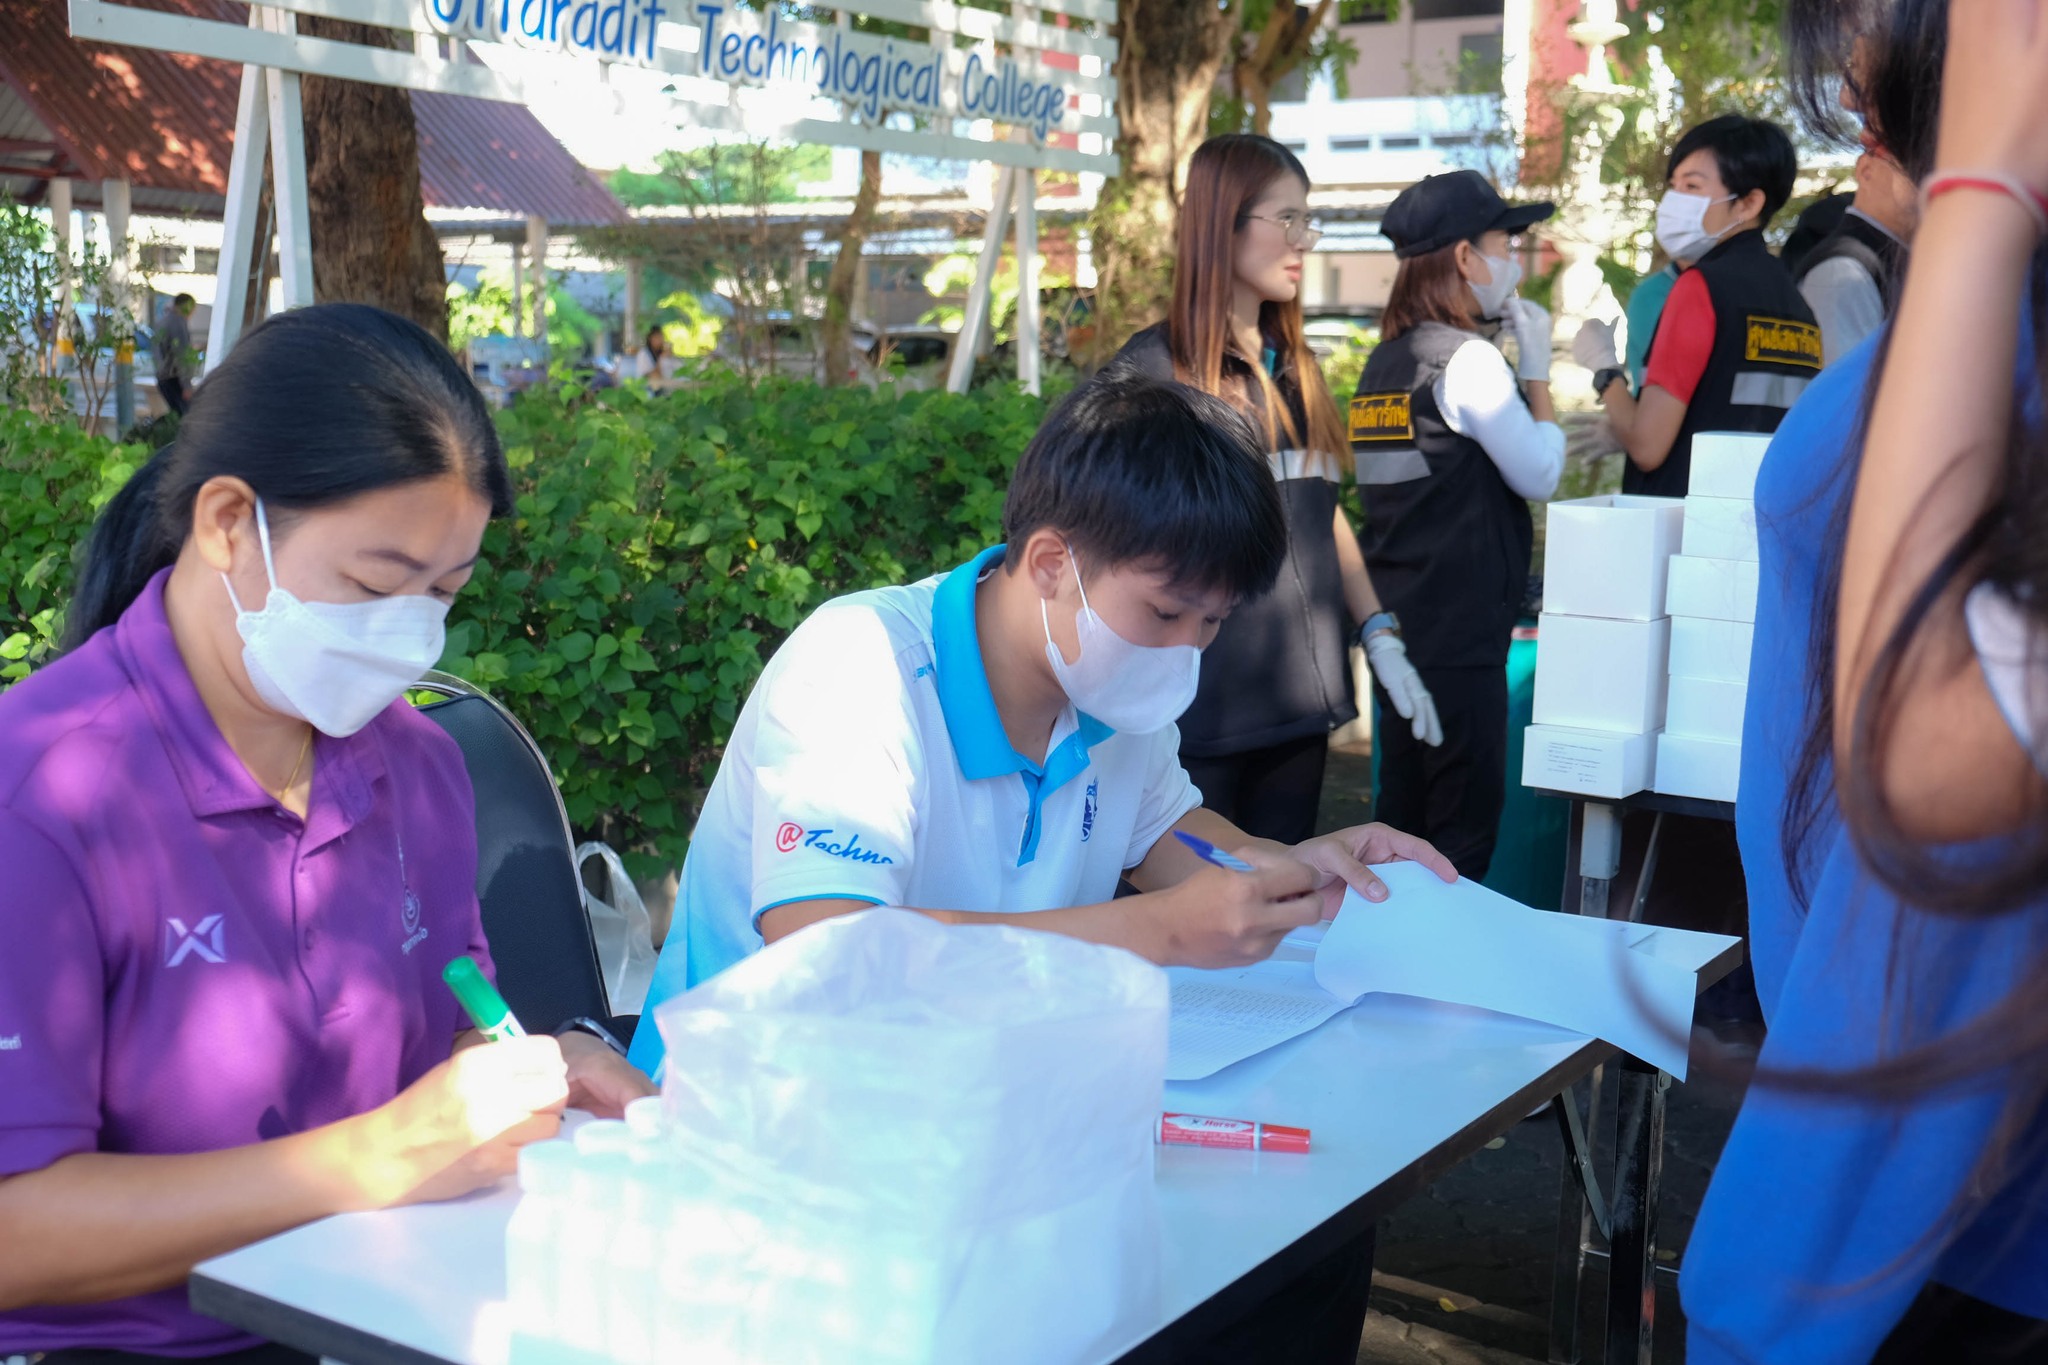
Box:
[0,408,144,681]
[0,374,1062,881]
[444,368,1065,879]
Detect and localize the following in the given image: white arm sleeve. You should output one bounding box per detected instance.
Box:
[1964,581,2048,777]
[1798,257,1887,368]
[1432,338,1566,501]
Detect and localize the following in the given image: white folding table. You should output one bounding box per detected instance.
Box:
[192,928,1741,1365]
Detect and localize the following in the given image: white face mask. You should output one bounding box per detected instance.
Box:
[222,499,450,738]
[1654,190,1738,263]
[1467,251,1522,321]
[1040,551,1200,736]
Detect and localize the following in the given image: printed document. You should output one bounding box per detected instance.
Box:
[1164,863,1737,1081]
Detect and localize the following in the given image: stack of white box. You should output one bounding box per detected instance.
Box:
[1654,432,1770,802]
[1523,494,1686,798]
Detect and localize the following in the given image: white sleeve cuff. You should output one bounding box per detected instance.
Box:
[1965,581,2048,776]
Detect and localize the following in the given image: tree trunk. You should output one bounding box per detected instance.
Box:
[298,20,448,342]
[820,149,883,386]
[1240,0,1333,139]
[1083,0,1236,367]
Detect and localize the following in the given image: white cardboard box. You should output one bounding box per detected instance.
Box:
[1689,431,1772,500]
[1683,495,1760,563]
[1655,732,1742,802]
[1524,725,1658,799]
[1541,494,1686,621]
[1665,554,1760,623]
[1665,675,1748,743]
[1668,617,1755,685]
[1532,613,1672,734]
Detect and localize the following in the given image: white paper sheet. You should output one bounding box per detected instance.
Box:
[1312,863,1726,1080]
[1164,958,1348,1081]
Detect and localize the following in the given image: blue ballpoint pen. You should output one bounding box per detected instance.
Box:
[1174,829,1258,872]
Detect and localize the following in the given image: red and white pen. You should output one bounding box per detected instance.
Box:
[1158,1112,1311,1154]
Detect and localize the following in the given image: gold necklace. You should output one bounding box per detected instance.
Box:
[271,726,313,806]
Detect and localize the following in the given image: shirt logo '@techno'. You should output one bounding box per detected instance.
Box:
[1081,779,1098,842]
[775,823,895,865]
[164,915,227,967]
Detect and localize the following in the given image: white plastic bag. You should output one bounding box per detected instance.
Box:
[574,841,658,1016]
[652,908,1168,1365]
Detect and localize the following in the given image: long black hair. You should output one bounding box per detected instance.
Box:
[1762,0,2048,1254]
[65,303,512,648]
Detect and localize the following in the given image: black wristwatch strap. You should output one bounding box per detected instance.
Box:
[555,1015,628,1057]
[1593,365,1629,398]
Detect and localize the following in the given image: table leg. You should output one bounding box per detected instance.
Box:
[1604,1055,1671,1365]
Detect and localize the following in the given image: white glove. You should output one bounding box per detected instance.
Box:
[1364,630,1444,747]
[1572,317,1620,372]
[1504,298,1552,382]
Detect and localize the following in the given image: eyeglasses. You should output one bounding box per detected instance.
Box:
[1242,212,1324,249]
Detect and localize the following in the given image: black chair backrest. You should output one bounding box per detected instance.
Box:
[414,679,611,1035]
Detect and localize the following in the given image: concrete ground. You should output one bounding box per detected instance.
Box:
[1315,748,1763,1365]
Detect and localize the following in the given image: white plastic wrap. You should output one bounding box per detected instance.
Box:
[651,907,1168,1365]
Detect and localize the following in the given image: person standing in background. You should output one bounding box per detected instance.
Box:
[1573,115,1820,497]
[1349,170,1565,881]
[1622,251,1686,391]
[1795,152,1915,364]
[1114,134,1438,844]
[151,294,197,416]
[632,325,672,382]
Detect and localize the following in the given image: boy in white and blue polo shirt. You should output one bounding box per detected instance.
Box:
[634,374,1453,1072]
[632,373,1454,1364]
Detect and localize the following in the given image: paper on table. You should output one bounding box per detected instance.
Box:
[1313,863,1708,1079]
[1165,957,1348,1081]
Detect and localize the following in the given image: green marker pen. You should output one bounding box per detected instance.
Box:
[443,955,526,1041]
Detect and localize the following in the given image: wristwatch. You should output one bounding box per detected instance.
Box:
[1592,365,1629,399]
[1358,610,1402,646]
[554,1015,629,1058]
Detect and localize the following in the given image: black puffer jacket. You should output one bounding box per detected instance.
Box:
[1113,324,1357,757]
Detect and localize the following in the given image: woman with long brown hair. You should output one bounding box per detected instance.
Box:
[1350,170,1564,880]
[1115,133,1435,846]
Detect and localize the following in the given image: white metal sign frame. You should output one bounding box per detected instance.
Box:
[67,0,1115,389]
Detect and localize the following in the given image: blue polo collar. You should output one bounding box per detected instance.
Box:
[932,546,1112,865]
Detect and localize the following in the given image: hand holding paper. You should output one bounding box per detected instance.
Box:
[1312,864,1715,1079]
[1164,864,1740,1081]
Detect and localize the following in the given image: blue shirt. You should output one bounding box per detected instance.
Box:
[1625,263,1679,390]
[1685,336,2048,1360]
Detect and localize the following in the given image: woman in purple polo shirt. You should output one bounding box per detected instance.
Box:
[0,303,651,1364]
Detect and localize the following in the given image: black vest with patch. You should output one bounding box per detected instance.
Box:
[1791,209,1907,311]
[1111,324,1357,756]
[1626,230,1821,498]
[1350,321,1532,670]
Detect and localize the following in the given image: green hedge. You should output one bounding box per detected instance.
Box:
[0,374,1063,880]
[0,409,144,681]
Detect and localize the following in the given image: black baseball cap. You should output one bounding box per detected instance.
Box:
[1381,170,1556,259]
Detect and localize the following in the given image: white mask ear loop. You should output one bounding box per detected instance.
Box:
[1040,545,1090,661]
[1066,543,1092,615]
[221,496,279,616]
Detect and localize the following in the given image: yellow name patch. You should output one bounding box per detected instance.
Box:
[1744,316,1823,369]
[1349,392,1413,443]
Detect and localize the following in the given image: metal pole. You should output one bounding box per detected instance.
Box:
[946,166,1017,394]
[526,215,549,346]
[103,177,134,432]
[210,36,272,367]
[1014,171,1041,395]
[510,236,526,339]
[623,258,642,352]
[48,178,71,317]
[261,7,314,309]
